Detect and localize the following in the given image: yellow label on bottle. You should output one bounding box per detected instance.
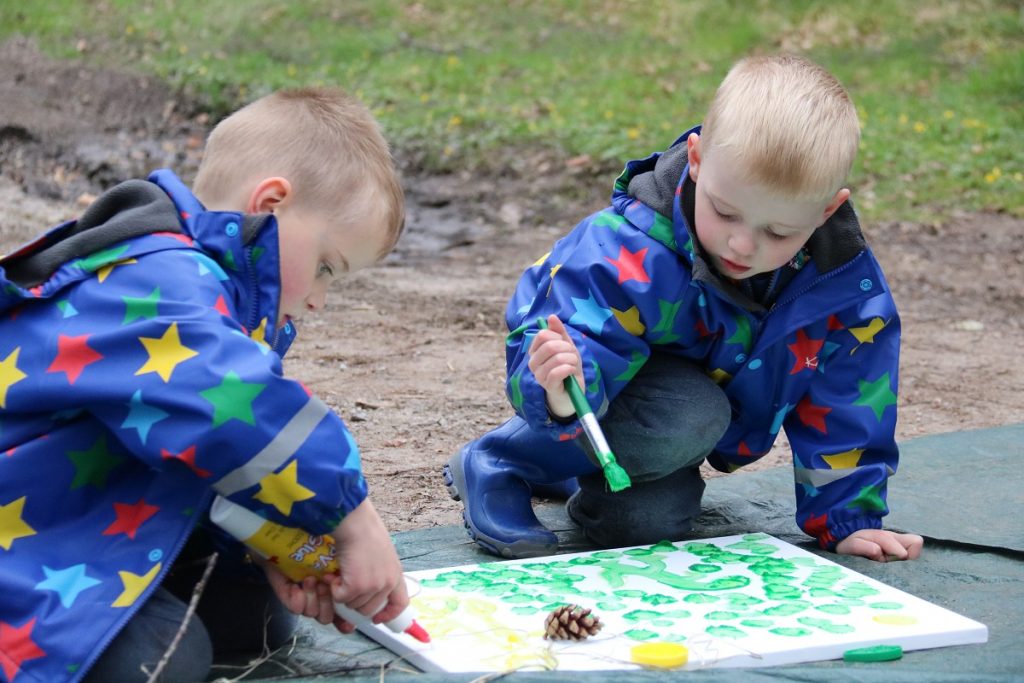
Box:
[244,519,340,582]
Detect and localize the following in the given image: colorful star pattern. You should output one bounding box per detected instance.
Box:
[0,348,27,408]
[569,292,613,335]
[136,323,198,381]
[795,396,831,434]
[47,334,104,384]
[854,372,897,421]
[604,245,650,285]
[102,499,159,539]
[199,372,266,427]
[160,445,211,478]
[121,390,169,444]
[0,497,36,550]
[0,618,46,681]
[788,329,825,375]
[67,436,122,489]
[846,484,886,513]
[35,565,101,608]
[111,562,162,608]
[650,298,681,343]
[611,305,645,336]
[254,460,315,515]
[122,287,161,323]
[822,448,865,469]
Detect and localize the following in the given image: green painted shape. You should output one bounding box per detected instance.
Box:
[797,616,855,634]
[705,611,742,621]
[640,593,678,606]
[815,603,852,615]
[624,629,659,641]
[870,601,905,610]
[689,563,722,573]
[706,625,747,639]
[684,593,720,604]
[770,627,813,637]
[740,618,774,629]
[511,605,541,615]
[596,601,628,611]
[613,590,646,599]
[623,609,663,622]
[763,600,812,616]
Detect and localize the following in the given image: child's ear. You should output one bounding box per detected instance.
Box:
[821,188,851,223]
[246,177,292,214]
[687,133,702,182]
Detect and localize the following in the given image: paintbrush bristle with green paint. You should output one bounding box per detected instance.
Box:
[537,317,631,492]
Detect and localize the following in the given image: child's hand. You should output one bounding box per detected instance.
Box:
[327,497,409,630]
[528,314,584,418]
[261,563,339,627]
[835,529,924,562]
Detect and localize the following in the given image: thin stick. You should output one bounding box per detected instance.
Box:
[145,551,219,683]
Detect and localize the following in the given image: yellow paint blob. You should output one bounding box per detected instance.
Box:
[631,642,688,669]
[873,614,918,626]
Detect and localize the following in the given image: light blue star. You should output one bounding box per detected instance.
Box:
[191,252,229,280]
[818,341,840,374]
[57,299,79,318]
[800,482,819,497]
[36,564,101,608]
[770,403,793,434]
[569,291,613,335]
[122,390,169,444]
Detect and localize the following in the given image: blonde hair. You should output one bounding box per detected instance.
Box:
[700,54,859,201]
[193,87,404,255]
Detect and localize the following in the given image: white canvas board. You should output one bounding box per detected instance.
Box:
[356,534,987,673]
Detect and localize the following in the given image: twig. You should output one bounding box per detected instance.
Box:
[145,551,219,682]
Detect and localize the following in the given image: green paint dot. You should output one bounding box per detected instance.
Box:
[684,593,719,604]
[662,609,692,619]
[689,563,722,573]
[725,594,763,608]
[641,594,678,606]
[706,625,747,639]
[567,556,603,566]
[770,627,812,637]
[763,600,811,616]
[870,601,905,610]
[614,590,646,599]
[740,619,774,628]
[808,587,837,598]
[624,629,659,641]
[815,604,852,615]
[706,611,741,620]
[652,619,675,627]
[511,606,541,615]
[420,578,448,588]
[764,584,803,600]
[651,541,678,553]
[797,616,855,634]
[502,594,536,604]
[597,601,627,611]
[624,547,655,556]
[623,609,663,622]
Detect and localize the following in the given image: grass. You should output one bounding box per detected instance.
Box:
[2,0,1021,222]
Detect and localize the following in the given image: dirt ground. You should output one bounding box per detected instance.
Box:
[2,38,1022,534]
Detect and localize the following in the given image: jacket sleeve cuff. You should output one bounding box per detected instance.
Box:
[816,516,884,551]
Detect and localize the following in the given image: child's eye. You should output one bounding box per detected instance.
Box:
[714,207,739,222]
[318,262,334,277]
[765,228,790,241]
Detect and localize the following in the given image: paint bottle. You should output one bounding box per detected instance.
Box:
[209,495,430,642]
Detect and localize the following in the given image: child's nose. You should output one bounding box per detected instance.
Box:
[306,289,327,311]
[728,229,755,256]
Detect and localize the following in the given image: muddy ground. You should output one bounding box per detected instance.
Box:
[2,38,1022,534]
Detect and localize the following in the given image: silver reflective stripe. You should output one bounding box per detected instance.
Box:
[794,463,895,488]
[215,397,330,495]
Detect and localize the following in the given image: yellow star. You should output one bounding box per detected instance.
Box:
[850,317,886,345]
[545,263,563,297]
[0,347,27,408]
[708,368,732,385]
[532,251,551,267]
[822,448,865,469]
[0,496,37,550]
[112,562,162,607]
[136,323,199,382]
[96,258,138,283]
[254,460,315,516]
[611,305,645,336]
[250,317,269,347]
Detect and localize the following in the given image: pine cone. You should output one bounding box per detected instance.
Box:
[544,604,603,640]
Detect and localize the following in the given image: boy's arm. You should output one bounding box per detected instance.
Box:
[783,298,908,553]
[502,214,688,436]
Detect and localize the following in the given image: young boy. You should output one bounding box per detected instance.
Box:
[445,54,924,564]
[0,87,408,682]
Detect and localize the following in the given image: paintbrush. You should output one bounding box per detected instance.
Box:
[537,317,631,492]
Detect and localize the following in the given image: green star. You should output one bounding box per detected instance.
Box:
[651,298,682,344]
[614,351,647,382]
[200,371,266,427]
[854,372,898,421]
[846,484,886,513]
[123,287,161,324]
[75,245,130,273]
[649,214,677,251]
[726,315,753,353]
[67,435,123,489]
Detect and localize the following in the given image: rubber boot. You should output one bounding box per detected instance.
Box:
[444,417,597,558]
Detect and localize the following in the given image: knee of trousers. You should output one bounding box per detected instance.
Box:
[597,352,731,481]
[571,467,706,548]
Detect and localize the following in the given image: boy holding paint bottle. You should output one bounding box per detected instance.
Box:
[0,87,409,682]
[445,54,924,564]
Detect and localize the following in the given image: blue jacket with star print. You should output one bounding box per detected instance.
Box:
[0,170,367,682]
[504,128,901,550]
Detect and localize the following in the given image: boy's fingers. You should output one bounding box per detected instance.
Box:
[372,578,411,625]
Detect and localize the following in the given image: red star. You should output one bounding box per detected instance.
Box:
[604,246,651,285]
[0,618,46,681]
[694,319,716,339]
[161,445,211,478]
[827,314,845,331]
[795,396,831,433]
[214,295,230,317]
[155,231,194,246]
[803,513,835,548]
[102,499,160,539]
[47,334,103,384]
[787,329,825,375]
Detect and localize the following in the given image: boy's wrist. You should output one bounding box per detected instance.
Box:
[545,392,575,419]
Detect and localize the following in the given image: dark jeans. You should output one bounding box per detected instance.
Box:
[85,530,296,683]
[568,351,731,548]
